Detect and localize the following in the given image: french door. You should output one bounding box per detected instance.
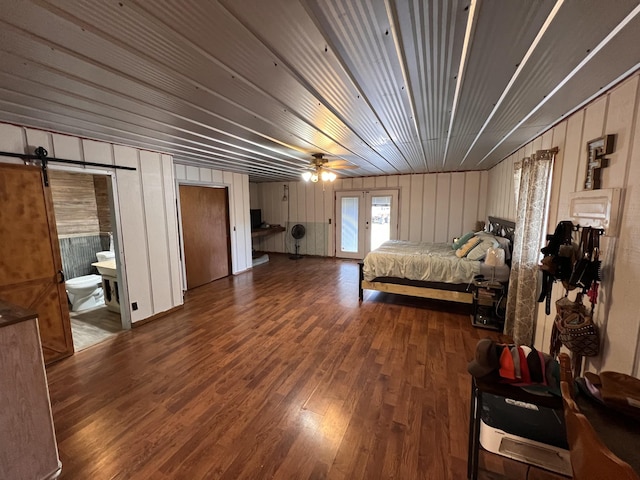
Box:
[335,189,399,259]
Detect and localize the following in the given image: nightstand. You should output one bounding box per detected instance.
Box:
[471,281,506,331]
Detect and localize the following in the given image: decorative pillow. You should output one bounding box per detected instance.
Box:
[456,236,481,258]
[476,232,511,260]
[452,231,475,250]
[467,236,499,261]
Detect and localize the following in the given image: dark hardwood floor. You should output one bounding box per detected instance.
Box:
[46,254,565,479]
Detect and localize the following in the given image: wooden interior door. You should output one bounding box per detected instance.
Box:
[0,164,74,364]
[179,185,231,289]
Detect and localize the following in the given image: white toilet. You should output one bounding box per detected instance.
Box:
[65,274,105,312]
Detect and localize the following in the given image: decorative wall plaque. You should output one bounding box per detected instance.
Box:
[584,135,615,190]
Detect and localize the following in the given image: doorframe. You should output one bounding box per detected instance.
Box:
[48,164,132,330]
[334,188,400,258]
[175,179,235,292]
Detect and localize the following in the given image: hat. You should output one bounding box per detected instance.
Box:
[499,345,516,380]
[467,339,500,377]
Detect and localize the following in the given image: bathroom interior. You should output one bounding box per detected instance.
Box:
[48,169,123,351]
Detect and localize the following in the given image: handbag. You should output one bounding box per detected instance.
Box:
[553,292,600,357]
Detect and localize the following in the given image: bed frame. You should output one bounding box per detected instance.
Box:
[358,216,516,304]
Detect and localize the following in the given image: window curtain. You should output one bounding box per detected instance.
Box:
[505,150,555,345]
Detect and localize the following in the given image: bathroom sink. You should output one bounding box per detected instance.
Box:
[92,260,117,277]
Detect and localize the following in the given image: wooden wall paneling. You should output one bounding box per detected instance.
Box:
[546,121,568,230]
[324,181,334,256]
[314,183,325,256]
[421,174,437,243]
[0,123,26,158]
[199,167,213,184]
[174,164,186,180]
[409,175,424,242]
[362,177,376,189]
[304,181,315,255]
[51,134,82,161]
[556,111,585,220]
[222,171,238,274]
[232,172,250,273]
[249,182,258,207]
[478,171,489,223]
[448,173,465,240]
[212,169,224,183]
[541,129,554,150]
[600,77,640,374]
[48,170,100,236]
[93,175,111,234]
[602,76,639,188]
[140,151,172,314]
[81,139,113,166]
[374,175,387,188]
[339,177,352,190]
[463,171,481,232]
[435,174,451,243]
[186,165,199,181]
[114,145,152,323]
[241,176,252,272]
[398,175,411,240]
[352,177,364,190]
[24,128,53,157]
[575,97,607,192]
[162,154,182,307]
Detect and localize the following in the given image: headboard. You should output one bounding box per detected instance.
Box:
[487,216,516,244]
[487,216,516,265]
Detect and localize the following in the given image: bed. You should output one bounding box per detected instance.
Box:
[358,216,515,304]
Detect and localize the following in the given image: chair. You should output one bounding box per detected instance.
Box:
[558,353,639,480]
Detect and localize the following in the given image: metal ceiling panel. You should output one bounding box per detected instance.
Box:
[0,0,638,181]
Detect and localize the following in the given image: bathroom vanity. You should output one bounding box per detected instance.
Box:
[0,300,62,480]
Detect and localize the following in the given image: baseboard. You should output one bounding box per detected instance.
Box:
[132,304,183,328]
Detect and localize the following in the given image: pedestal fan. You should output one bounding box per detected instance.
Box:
[289,224,305,260]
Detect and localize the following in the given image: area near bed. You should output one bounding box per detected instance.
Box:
[359,217,515,304]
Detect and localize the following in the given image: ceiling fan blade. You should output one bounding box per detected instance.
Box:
[323,160,358,168]
[327,165,358,170]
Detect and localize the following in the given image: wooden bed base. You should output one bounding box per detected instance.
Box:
[360,279,473,303]
[359,216,515,305]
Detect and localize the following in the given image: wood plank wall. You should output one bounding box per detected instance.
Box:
[48,170,100,237]
[0,122,183,324]
[487,71,640,375]
[174,164,252,276]
[250,171,489,257]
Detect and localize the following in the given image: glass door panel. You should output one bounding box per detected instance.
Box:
[336,192,365,259]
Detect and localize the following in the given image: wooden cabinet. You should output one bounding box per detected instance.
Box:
[0,300,62,480]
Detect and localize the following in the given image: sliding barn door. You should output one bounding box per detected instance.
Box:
[0,163,73,364]
[179,185,231,289]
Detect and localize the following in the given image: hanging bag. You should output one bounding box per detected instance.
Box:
[553,292,600,357]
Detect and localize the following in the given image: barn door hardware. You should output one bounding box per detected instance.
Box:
[0,146,136,186]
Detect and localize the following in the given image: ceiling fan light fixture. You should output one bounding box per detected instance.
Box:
[311,172,319,182]
[321,170,336,182]
[302,171,312,182]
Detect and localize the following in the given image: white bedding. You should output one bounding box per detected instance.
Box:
[363,240,481,283]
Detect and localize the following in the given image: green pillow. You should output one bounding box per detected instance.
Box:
[452,232,475,250]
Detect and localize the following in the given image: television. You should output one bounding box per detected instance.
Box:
[250,209,262,229]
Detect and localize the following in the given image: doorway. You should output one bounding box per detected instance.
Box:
[48,169,125,352]
[335,189,399,259]
[179,184,232,289]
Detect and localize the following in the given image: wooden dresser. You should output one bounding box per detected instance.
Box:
[0,300,62,480]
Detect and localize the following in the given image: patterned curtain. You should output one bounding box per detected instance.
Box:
[505,151,554,345]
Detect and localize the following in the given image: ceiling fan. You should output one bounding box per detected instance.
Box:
[301,153,358,182]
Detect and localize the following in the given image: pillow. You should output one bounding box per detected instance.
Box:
[467,236,499,261]
[476,232,511,260]
[456,236,481,258]
[452,231,475,250]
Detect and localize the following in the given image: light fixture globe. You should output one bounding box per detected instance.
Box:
[311,172,319,182]
[301,171,312,182]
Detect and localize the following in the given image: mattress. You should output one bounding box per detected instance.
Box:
[363,240,511,284]
[363,240,481,283]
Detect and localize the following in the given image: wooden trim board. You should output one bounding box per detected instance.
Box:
[361,280,473,304]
